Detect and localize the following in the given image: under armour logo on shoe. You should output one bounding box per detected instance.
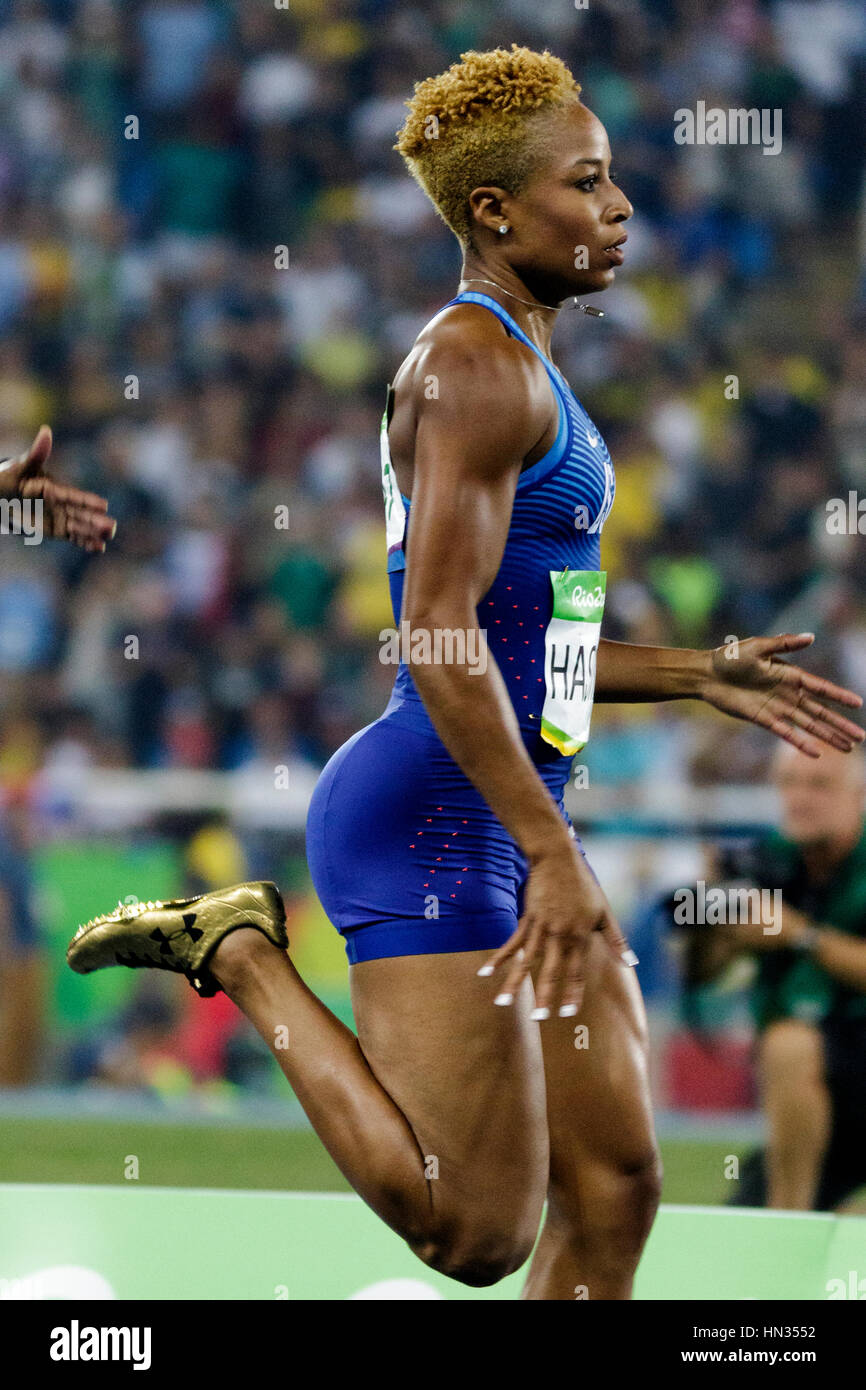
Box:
[181,913,203,942]
[148,927,174,955]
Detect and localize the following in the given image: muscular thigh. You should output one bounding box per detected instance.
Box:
[350,948,549,1225]
[535,933,658,1189]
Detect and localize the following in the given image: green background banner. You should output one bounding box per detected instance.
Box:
[1,1186,864,1300]
[34,842,358,1038]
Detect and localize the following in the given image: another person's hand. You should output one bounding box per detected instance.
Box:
[0,425,116,552]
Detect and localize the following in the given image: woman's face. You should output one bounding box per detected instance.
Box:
[499,102,634,301]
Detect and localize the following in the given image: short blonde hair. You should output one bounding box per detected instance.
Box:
[394,43,582,247]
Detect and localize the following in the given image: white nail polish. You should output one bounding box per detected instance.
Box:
[622,949,639,966]
[494,993,513,1006]
[530,1007,550,1021]
[558,1004,579,1017]
[476,965,494,977]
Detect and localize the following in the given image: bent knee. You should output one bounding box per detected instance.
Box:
[410,1217,538,1288]
[551,1148,663,1246]
[611,1149,663,1220]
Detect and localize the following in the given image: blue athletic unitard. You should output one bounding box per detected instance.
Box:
[305,291,615,963]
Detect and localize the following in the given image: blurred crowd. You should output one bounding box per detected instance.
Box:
[0,0,865,802]
[0,0,865,1105]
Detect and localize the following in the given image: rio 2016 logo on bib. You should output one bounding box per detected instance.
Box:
[567,581,605,614]
[540,569,606,756]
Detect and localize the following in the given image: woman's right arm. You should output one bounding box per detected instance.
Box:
[398,323,633,1017]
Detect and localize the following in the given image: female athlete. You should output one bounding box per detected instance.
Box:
[67,46,864,1299]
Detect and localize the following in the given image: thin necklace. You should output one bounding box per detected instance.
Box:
[459,277,604,317]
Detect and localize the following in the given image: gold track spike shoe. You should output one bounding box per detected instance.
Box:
[67,880,287,997]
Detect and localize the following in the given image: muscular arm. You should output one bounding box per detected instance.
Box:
[399,328,575,866]
[594,633,863,757]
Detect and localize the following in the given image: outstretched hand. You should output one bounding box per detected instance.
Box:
[702,633,864,757]
[0,425,116,552]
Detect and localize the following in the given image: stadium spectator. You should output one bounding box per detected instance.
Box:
[0,0,860,780]
[0,0,865,1106]
[678,743,866,1211]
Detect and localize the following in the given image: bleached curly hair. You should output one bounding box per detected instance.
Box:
[394,44,582,248]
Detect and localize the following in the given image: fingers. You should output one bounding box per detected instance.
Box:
[737,636,863,712]
[64,504,116,536]
[21,476,110,513]
[492,917,545,1006]
[750,699,825,758]
[48,501,117,551]
[786,666,864,711]
[62,508,117,551]
[477,913,638,1020]
[20,475,115,550]
[794,696,864,750]
[531,933,587,1020]
[476,920,529,981]
[751,635,863,709]
[17,424,53,476]
[752,632,814,659]
[754,683,865,755]
[597,912,639,968]
[779,691,851,751]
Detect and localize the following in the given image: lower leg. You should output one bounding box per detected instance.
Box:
[210,929,548,1284]
[759,1022,830,1209]
[521,935,661,1300]
[521,1157,662,1300]
[210,928,435,1240]
[764,1075,830,1209]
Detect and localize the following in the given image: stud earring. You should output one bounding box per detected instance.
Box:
[498,224,508,235]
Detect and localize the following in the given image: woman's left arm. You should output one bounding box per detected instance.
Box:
[595,634,865,757]
[595,638,710,702]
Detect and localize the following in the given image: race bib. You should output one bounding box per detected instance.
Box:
[380,388,407,570]
[539,569,606,756]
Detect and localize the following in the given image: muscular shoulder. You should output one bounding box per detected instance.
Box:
[394,303,550,466]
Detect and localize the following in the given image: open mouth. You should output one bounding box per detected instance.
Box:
[603,234,627,265]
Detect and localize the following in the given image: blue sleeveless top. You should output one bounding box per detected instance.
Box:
[379,290,615,791]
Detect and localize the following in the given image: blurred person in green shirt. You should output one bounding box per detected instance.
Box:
[684,742,866,1210]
